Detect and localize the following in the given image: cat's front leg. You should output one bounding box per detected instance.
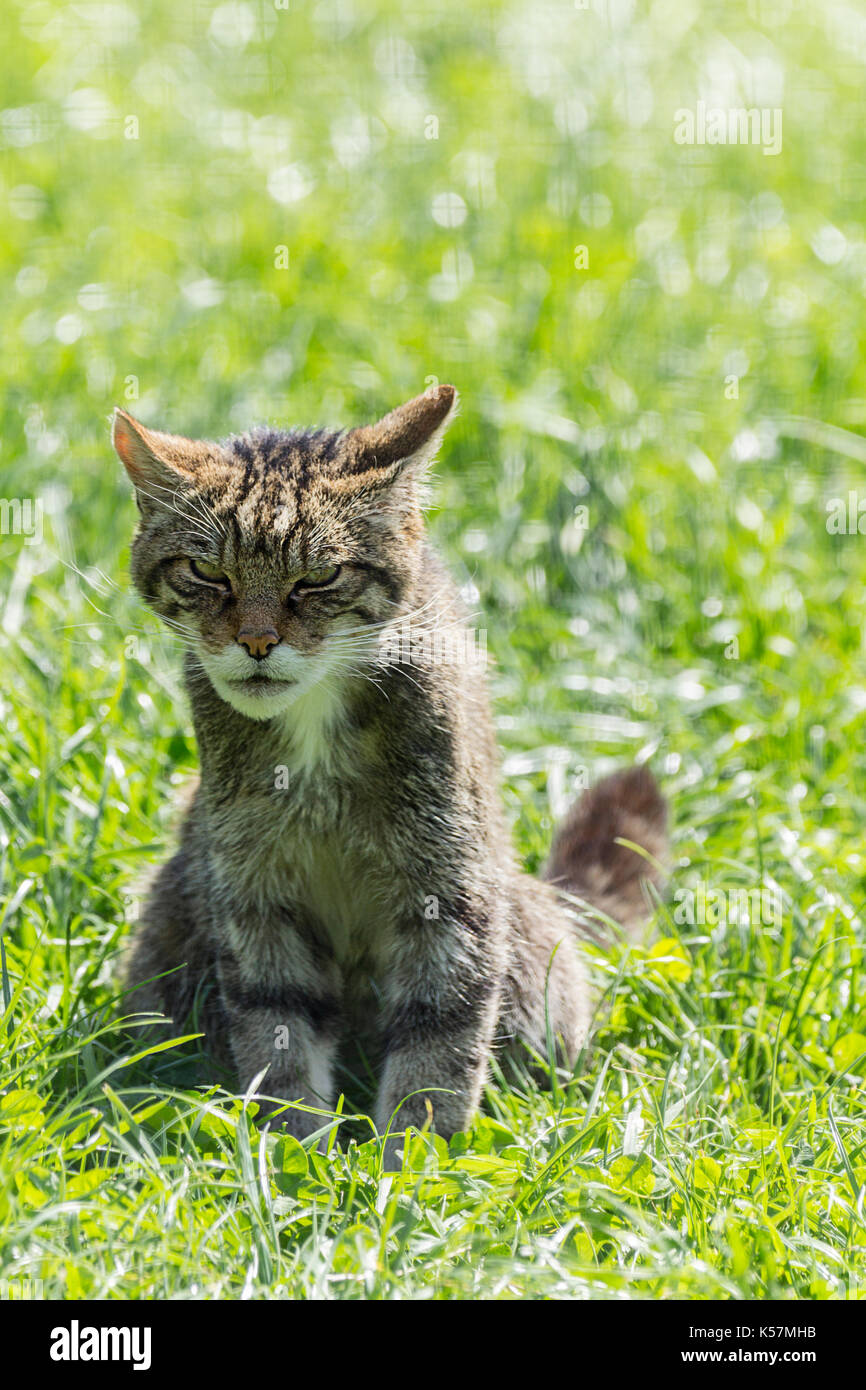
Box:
[376,904,504,1162]
[216,930,341,1141]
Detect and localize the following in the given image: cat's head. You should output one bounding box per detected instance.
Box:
[112,385,458,720]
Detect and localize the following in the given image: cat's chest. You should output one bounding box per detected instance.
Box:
[207,737,376,878]
[204,699,401,960]
[293,833,395,961]
[214,816,397,964]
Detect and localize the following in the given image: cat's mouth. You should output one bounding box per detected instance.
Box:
[230,673,297,690]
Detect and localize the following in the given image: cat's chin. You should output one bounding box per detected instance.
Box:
[205,673,308,722]
[196,643,352,723]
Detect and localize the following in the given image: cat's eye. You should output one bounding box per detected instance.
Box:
[189,557,229,586]
[296,564,341,589]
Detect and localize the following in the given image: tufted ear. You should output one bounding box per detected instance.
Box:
[344,385,458,481]
[111,409,216,510]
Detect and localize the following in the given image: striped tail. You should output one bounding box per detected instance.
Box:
[543,766,668,940]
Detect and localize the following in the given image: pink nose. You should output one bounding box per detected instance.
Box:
[237,628,280,660]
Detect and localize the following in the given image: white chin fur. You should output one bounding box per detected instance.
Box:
[197,642,350,722]
[206,675,302,721]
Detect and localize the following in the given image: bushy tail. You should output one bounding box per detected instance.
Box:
[542,766,668,941]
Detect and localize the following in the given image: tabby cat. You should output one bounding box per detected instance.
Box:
[113,385,667,1154]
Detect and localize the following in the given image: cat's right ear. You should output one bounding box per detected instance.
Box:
[112,409,211,511]
[346,385,459,480]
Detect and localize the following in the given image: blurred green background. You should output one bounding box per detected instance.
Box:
[1,0,866,1300]
[3,0,866,816]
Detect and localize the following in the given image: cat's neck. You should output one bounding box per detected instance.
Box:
[276,671,358,779]
[184,651,362,783]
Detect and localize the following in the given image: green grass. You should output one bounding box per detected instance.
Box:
[2,0,866,1299]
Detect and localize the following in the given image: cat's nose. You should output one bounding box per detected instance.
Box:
[237,628,280,660]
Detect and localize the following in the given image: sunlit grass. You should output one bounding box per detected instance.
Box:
[1,0,865,1299]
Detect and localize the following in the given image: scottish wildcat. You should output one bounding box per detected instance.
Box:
[113,385,666,1148]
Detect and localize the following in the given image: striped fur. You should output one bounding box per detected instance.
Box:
[113,386,667,1154]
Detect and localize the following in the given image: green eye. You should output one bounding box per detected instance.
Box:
[190,557,229,585]
[297,564,341,588]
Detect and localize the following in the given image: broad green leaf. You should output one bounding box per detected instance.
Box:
[646,937,692,984]
[831,1032,866,1073]
[608,1153,655,1196]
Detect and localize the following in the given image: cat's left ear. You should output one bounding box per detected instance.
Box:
[112,409,216,512]
[345,384,459,485]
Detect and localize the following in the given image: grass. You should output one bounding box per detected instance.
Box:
[1,0,866,1299]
